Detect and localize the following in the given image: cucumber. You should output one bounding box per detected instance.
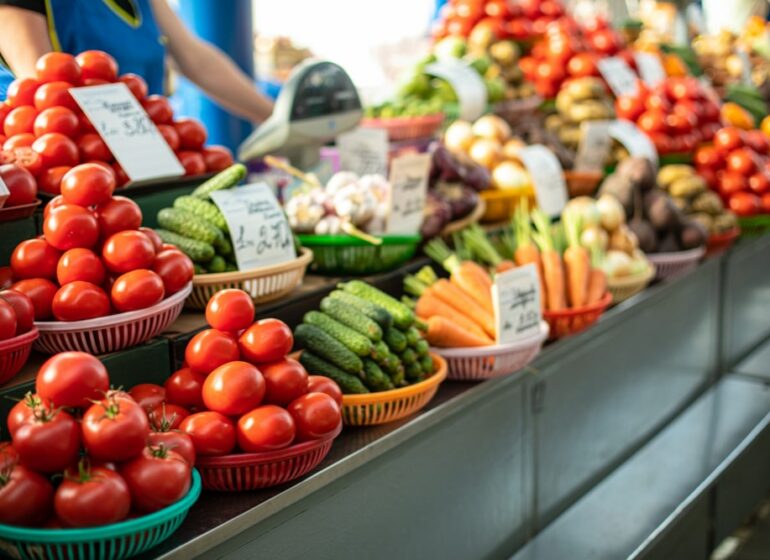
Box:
[404,326,421,346]
[294,324,363,374]
[191,163,247,199]
[299,352,369,394]
[400,348,417,366]
[173,196,229,232]
[405,361,423,381]
[339,281,415,329]
[155,229,215,262]
[157,208,220,245]
[361,360,394,392]
[413,339,430,357]
[217,236,233,257]
[208,255,226,273]
[320,297,383,342]
[372,341,390,363]
[193,264,207,275]
[225,261,238,272]
[328,290,393,330]
[303,311,373,357]
[419,354,434,376]
[384,327,407,353]
[383,353,405,386]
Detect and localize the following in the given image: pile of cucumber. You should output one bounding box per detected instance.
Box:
[296,281,434,394]
[154,164,246,274]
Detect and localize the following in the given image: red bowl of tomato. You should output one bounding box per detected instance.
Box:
[706,227,740,257]
[0,326,38,385]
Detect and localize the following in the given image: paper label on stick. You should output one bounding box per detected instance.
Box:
[736,48,753,86]
[634,52,666,87]
[70,83,184,183]
[575,120,613,172]
[425,60,487,121]
[337,127,389,177]
[597,56,640,97]
[492,264,542,344]
[608,119,659,168]
[516,144,567,217]
[210,183,295,270]
[385,153,430,235]
[0,176,8,208]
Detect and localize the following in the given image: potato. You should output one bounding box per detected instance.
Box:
[669,176,707,198]
[564,77,606,101]
[713,212,738,233]
[555,91,574,114]
[565,100,614,123]
[558,125,582,146]
[691,191,724,215]
[545,114,563,132]
[656,165,695,189]
[689,212,714,233]
[671,196,690,211]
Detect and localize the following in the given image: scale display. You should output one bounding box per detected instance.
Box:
[290,64,360,121]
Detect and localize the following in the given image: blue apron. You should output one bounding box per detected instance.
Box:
[0,0,166,99]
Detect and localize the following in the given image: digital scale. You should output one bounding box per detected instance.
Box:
[238,60,363,170]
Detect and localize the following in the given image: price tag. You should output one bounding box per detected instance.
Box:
[70,83,184,183]
[608,119,659,168]
[210,183,295,270]
[597,57,639,97]
[736,48,753,86]
[337,127,389,177]
[492,264,542,344]
[425,59,487,121]
[385,153,430,234]
[0,176,8,208]
[516,144,567,217]
[634,52,666,87]
[575,120,612,172]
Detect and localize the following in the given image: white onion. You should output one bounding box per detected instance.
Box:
[491,160,530,190]
[597,193,625,232]
[444,121,475,154]
[469,138,504,170]
[472,115,512,143]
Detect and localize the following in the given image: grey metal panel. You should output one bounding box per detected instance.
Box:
[733,337,770,380]
[533,260,721,528]
[635,497,709,560]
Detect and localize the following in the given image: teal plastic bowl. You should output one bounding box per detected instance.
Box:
[0,469,201,560]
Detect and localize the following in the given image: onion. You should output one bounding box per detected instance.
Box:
[444,121,475,155]
[597,193,625,232]
[502,138,526,160]
[608,224,638,255]
[565,196,600,228]
[580,225,608,251]
[471,115,512,143]
[469,138,503,170]
[491,160,530,190]
[603,250,634,278]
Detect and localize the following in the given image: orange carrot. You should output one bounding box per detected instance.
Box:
[431,279,496,338]
[562,210,590,308]
[586,268,607,304]
[416,292,489,339]
[423,316,494,348]
[532,210,567,311]
[451,261,494,314]
[495,260,516,273]
[513,201,546,310]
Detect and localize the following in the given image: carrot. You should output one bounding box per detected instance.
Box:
[562,209,590,308]
[495,260,516,273]
[512,200,545,310]
[587,269,607,304]
[416,291,489,339]
[423,316,494,348]
[531,209,567,312]
[431,279,496,338]
[423,239,494,313]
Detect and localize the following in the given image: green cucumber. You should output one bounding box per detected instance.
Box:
[173,196,229,232]
[157,208,220,245]
[225,262,238,272]
[405,361,423,381]
[384,327,407,353]
[339,281,415,329]
[208,255,226,273]
[303,311,373,357]
[362,360,394,391]
[320,297,382,342]
[413,339,430,357]
[155,229,215,263]
[328,290,393,330]
[383,353,405,386]
[400,348,417,366]
[372,341,389,363]
[404,326,421,346]
[191,163,247,199]
[419,354,434,376]
[294,324,362,374]
[193,264,207,274]
[299,352,368,394]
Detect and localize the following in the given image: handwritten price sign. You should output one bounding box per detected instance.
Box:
[517,144,568,217]
[575,120,613,172]
[492,264,542,344]
[608,119,658,168]
[337,127,389,177]
[597,57,639,97]
[386,153,430,234]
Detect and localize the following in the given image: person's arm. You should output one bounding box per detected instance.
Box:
[0,6,52,78]
[150,0,273,123]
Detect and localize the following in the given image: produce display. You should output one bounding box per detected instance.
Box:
[546,77,615,152]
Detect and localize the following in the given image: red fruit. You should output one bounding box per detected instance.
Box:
[56,248,105,285]
[36,52,81,84]
[60,163,116,206]
[6,78,39,108]
[33,107,79,137]
[32,133,79,168]
[51,281,111,321]
[11,239,61,280]
[10,278,58,320]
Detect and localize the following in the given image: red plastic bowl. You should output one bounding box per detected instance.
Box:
[542,292,612,340]
[706,227,740,257]
[0,327,39,385]
[0,200,41,222]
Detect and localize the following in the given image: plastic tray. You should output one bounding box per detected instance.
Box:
[297,234,420,275]
[341,353,447,426]
[186,248,313,310]
[479,189,534,223]
[34,283,192,355]
[0,469,201,560]
[607,265,655,304]
[0,328,38,386]
[361,113,444,142]
[195,424,341,491]
[706,227,740,257]
[0,200,41,223]
[543,292,612,340]
[432,322,548,381]
[647,246,705,281]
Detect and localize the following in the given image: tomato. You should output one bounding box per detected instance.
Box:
[761,193,770,213]
[128,383,166,412]
[38,166,70,195]
[0,289,35,334]
[102,230,155,273]
[111,269,165,312]
[148,402,190,431]
[702,100,721,123]
[637,110,667,134]
[157,124,180,151]
[261,358,308,407]
[644,92,672,113]
[202,145,233,172]
[52,281,111,321]
[9,146,43,175]
[185,328,240,374]
[78,113,96,134]
[76,132,112,161]
[307,375,343,406]
[37,351,109,407]
[10,278,57,320]
[719,171,747,198]
[745,130,770,155]
[0,442,17,471]
[666,111,696,133]
[0,300,16,341]
[34,81,78,111]
[614,95,644,121]
[11,239,60,280]
[43,204,99,250]
[238,319,293,364]
[13,407,80,473]
[3,106,37,136]
[142,95,173,124]
[729,191,761,216]
[43,195,66,218]
[83,393,150,461]
[202,361,265,415]
[33,107,78,137]
[748,172,770,195]
[714,127,745,154]
[94,197,142,241]
[446,17,474,37]
[179,411,236,456]
[726,148,757,176]
[54,465,130,527]
[32,132,78,168]
[0,163,37,206]
[60,163,115,207]
[694,146,722,171]
[667,77,699,101]
[237,405,296,452]
[205,289,254,332]
[0,464,53,526]
[55,248,104,287]
[36,52,80,84]
[287,392,341,441]
[588,28,620,54]
[148,431,195,466]
[0,267,12,290]
[6,78,39,108]
[518,55,537,79]
[152,249,193,295]
[118,73,148,100]
[176,150,206,176]
[698,166,719,190]
[544,37,574,63]
[8,394,50,437]
[534,59,565,83]
[75,50,117,82]
[3,133,35,150]
[120,445,191,513]
[112,161,129,187]
[163,367,205,408]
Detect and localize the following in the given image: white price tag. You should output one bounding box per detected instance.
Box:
[736,48,753,86]
[608,119,659,168]
[0,176,8,208]
[425,59,487,121]
[516,145,567,217]
[337,127,389,177]
[634,52,666,87]
[575,120,612,172]
[385,153,430,235]
[492,264,542,344]
[210,183,295,270]
[597,57,640,97]
[70,83,184,183]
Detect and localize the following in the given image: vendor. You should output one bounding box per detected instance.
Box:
[0,0,273,123]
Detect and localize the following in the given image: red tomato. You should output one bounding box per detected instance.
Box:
[148,402,190,431]
[8,393,51,437]
[43,195,66,218]
[52,281,110,321]
[0,464,53,526]
[566,53,597,77]
[163,367,206,408]
[518,55,537,78]
[78,113,96,134]
[10,278,57,320]
[139,227,163,252]
[76,132,112,161]
[534,59,565,83]
[6,78,39,108]
[745,130,770,154]
[152,249,193,295]
[119,446,191,513]
[749,172,770,195]
[128,383,166,411]
[54,465,130,527]
[34,82,78,112]
[702,100,721,122]
[142,95,173,124]
[9,146,43,176]
[102,230,155,273]
[118,73,148,100]
[205,289,254,332]
[43,204,99,250]
[588,28,620,54]
[202,145,233,172]
[614,95,644,121]
[148,431,196,466]
[82,394,150,461]
[698,166,719,189]
[38,165,70,195]
[0,163,37,206]
[666,111,697,133]
[0,289,34,334]
[176,150,206,176]
[202,361,265,415]
[307,375,343,406]
[237,405,296,452]
[729,191,761,216]
[95,196,142,239]
[13,407,80,473]
[726,148,757,175]
[157,124,180,151]
[112,161,129,187]
[644,92,672,113]
[534,78,560,99]
[37,351,109,407]
[60,163,115,206]
[11,238,60,280]
[714,127,745,154]
[179,411,236,456]
[0,300,16,340]
[110,269,165,312]
[0,267,12,290]
[4,106,37,136]
[185,328,240,374]
[261,358,309,407]
[238,319,293,364]
[56,248,104,286]
[32,133,79,168]
[36,52,80,84]
[287,392,341,441]
[667,77,700,100]
[719,171,748,197]
[761,193,770,213]
[3,133,35,150]
[694,146,722,171]
[33,107,78,137]
[637,110,667,134]
[75,50,118,82]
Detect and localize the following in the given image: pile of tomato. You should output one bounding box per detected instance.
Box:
[0,50,233,193]
[694,126,770,216]
[0,288,35,343]
[2,163,193,322]
[1,352,194,527]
